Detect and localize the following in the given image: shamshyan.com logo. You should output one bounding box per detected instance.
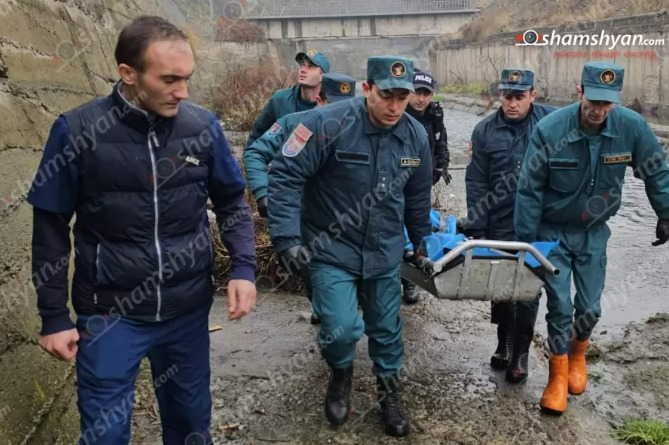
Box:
[515,29,665,50]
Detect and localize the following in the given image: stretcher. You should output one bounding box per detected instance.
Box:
[401,211,560,303]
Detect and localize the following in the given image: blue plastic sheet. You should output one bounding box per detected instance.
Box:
[404,211,559,269]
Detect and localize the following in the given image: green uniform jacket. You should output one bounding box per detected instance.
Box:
[268,97,433,278]
[246,85,317,148]
[243,110,310,201]
[514,102,669,242]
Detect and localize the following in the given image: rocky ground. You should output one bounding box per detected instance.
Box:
[129,160,669,444]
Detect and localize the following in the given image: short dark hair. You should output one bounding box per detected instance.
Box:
[318,90,328,102]
[114,16,189,72]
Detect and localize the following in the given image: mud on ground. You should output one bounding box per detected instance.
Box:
[129,166,669,444]
[131,290,669,445]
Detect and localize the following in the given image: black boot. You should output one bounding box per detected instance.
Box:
[490,302,515,369]
[506,304,539,383]
[324,367,353,425]
[377,376,410,437]
[310,311,321,324]
[402,279,419,305]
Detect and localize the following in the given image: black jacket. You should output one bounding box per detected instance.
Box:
[406,102,449,170]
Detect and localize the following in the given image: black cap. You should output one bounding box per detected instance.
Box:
[413,69,435,92]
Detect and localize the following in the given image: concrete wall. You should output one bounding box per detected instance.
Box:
[0,0,179,442]
[252,12,476,39]
[432,12,669,122]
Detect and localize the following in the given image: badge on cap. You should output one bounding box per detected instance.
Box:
[391,62,406,78]
[282,123,313,158]
[600,69,616,84]
[508,71,522,83]
[307,49,318,56]
[340,82,351,94]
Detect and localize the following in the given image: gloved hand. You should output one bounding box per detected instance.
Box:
[405,249,433,274]
[257,197,268,218]
[278,245,311,277]
[442,169,452,186]
[432,168,442,186]
[652,219,669,246]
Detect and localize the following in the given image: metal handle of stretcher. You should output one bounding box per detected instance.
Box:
[429,240,560,276]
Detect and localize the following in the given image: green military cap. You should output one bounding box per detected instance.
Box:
[581,61,624,104]
[498,68,535,91]
[367,55,414,92]
[321,72,356,103]
[295,49,331,73]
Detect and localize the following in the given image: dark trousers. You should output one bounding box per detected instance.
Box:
[75,303,213,445]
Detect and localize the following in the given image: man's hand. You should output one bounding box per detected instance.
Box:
[442,169,452,186]
[227,279,257,320]
[652,219,669,246]
[432,168,442,186]
[257,197,268,218]
[278,245,311,277]
[39,328,79,362]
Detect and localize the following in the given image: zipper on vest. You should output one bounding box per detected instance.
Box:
[148,127,163,322]
[94,243,100,304]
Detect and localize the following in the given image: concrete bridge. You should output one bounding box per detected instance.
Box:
[241,0,480,78]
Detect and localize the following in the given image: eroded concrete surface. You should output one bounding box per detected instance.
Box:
[130,108,669,444]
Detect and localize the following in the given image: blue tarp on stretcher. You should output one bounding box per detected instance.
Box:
[404,210,559,270]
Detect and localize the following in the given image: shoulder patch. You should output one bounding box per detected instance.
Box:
[282,123,313,158]
[266,122,281,138]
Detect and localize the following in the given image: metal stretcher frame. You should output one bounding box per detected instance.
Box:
[401,239,560,302]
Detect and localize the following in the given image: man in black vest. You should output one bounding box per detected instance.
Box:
[27,16,257,445]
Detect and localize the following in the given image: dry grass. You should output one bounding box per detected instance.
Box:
[210,155,305,294]
[458,0,669,42]
[215,18,266,43]
[209,63,296,131]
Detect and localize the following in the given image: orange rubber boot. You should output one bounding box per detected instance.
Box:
[540,354,569,415]
[568,338,590,395]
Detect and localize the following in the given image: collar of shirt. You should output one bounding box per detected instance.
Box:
[566,103,620,142]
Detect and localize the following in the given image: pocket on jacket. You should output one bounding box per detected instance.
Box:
[548,158,581,193]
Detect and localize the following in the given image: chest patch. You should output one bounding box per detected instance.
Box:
[282,123,313,157]
[400,157,421,167]
[602,153,632,164]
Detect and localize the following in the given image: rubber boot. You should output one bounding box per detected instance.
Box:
[506,304,539,383]
[402,279,419,305]
[540,354,569,415]
[377,376,410,437]
[490,303,515,369]
[324,367,353,425]
[568,338,590,395]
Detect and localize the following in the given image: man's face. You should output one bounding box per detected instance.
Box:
[499,89,536,120]
[363,82,410,128]
[121,39,194,118]
[297,58,323,88]
[409,88,433,112]
[577,88,615,129]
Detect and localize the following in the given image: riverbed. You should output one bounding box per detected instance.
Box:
[128,107,669,444]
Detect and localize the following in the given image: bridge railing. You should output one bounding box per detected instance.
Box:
[245,0,478,18]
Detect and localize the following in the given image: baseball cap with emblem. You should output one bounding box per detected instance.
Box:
[367,55,414,92]
[581,61,624,104]
[498,68,535,91]
[295,49,331,73]
[413,68,436,92]
[321,72,356,103]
